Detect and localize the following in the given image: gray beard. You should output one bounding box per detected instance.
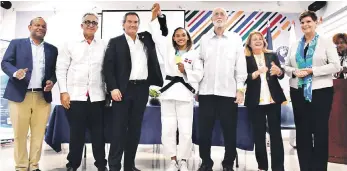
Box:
[213,21,225,28]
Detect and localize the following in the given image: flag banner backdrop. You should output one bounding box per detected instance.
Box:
[185,10,302,62]
[185,10,303,101]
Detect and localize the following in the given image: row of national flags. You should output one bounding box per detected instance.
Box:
[265,20,296,51]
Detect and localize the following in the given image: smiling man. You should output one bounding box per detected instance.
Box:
[56,13,108,171]
[1,17,58,171]
[103,8,168,171]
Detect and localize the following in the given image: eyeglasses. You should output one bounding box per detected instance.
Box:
[213,12,226,17]
[83,20,98,26]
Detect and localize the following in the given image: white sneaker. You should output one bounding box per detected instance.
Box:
[166,160,179,171]
[180,160,189,171]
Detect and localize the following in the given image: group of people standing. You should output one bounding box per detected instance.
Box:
[1,2,344,171]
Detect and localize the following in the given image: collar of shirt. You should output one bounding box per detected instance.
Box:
[80,34,98,43]
[29,37,44,46]
[207,30,230,39]
[124,32,140,42]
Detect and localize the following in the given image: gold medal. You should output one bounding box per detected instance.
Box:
[175,55,182,64]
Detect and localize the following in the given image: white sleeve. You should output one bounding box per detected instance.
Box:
[148,17,168,60]
[183,51,204,83]
[55,42,71,93]
[235,35,247,90]
[284,43,297,77]
[312,38,341,76]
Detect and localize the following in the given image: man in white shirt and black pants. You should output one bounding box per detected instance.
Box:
[197,8,247,171]
[56,13,108,171]
[103,9,167,171]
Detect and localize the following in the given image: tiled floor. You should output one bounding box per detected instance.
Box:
[1,141,346,171]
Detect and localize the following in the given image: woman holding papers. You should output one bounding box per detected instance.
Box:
[244,31,286,171]
[149,4,203,171]
[284,11,340,171]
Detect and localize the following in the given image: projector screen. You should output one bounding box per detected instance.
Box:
[101,10,185,64]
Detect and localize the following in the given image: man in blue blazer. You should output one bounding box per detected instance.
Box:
[1,17,58,171]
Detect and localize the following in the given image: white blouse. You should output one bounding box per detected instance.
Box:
[254,53,274,105]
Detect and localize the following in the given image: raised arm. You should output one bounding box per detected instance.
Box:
[149,3,169,58]
[152,3,168,37]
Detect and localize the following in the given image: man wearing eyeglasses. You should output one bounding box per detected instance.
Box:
[56,13,108,171]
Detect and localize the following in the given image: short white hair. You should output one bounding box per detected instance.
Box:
[82,12,99,23]
[212,7,228,16]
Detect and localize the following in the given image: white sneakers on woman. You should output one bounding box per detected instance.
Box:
[166,160,189,171]
[180,160,189,171]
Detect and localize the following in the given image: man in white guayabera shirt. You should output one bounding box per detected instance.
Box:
[196,7,247,171]
[56,13,108,171]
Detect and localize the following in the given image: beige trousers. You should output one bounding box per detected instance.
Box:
[9,92,51,171]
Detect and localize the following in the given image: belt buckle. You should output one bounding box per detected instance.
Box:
[29,88,35,92]
[133,80,137,84]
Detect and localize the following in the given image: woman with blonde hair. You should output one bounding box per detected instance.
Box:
[244,31,286,171]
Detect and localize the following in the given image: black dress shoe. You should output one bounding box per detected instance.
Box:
[67,167,77,171]
[98,167,109,171]
[32,170,41,171]
[124,166,141,171]
[197,165,213,171]
[222,167,234,171]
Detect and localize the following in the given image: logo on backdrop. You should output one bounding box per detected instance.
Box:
[276,46,289,64]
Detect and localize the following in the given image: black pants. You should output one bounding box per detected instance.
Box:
[247,104,284,171]
[108,82,149,171]
[65,98,106,169]
[198,95,238,168]
[290,87,334,171]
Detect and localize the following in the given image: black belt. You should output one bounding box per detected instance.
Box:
[159,76,195,93]
[27,88,43,92]
[129,79,147,85]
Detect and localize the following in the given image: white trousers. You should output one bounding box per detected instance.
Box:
[161,100,194,159]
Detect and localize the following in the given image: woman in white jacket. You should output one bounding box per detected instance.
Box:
[284,11,340,171]
[149,4,204,171]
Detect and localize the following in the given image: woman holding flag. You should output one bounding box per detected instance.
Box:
[284,11,340,171]
[149,3,203,171]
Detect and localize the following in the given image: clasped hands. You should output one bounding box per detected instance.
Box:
[151,3,161,18]
[252,62,283,79]
[293,68,313,78]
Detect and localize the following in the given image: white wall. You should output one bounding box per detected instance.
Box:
[316,1,347,38]
[316,1,347,19]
